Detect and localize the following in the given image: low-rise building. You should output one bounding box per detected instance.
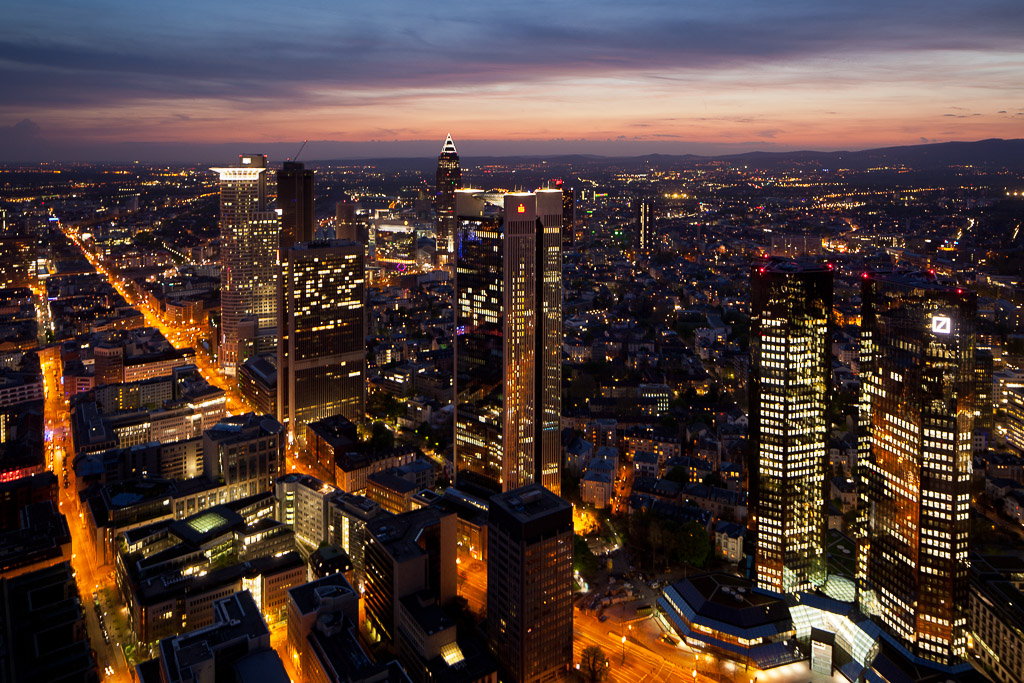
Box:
[660,572,801,671]
[713,520,745,563]
[137,590,289,683]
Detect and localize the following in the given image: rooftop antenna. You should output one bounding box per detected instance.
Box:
[287,139,308,162]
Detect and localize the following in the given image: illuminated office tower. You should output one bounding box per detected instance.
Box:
[277,161,314,248]
[634,194,652,254]
[454,189,562,497]
[434,134,460,269]
[857,272,975,666]
[277,240,365,446]
[212,154,279,375]
[749,259,832,594]
[0,207,34,290]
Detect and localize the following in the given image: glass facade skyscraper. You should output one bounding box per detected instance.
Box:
[857,271,975,666]
[454,189,561,496]
[749,259,832,594]
[277,239,365,446]
[212,154,279,375]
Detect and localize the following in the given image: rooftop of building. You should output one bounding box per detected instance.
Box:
[367,471,420,495]
[158,590,272,681]
[367,506,451,563]
[204,412,282,443]
[665,572,792,633]
[751,256,833,276]
[238,354,276,386]
[167,505,245,546]
[288,572,357,617]
[306,614,412,683]
[135,551,303,607]
[490,484,571,525]
[232,648,290,683]
[400,590,454,638]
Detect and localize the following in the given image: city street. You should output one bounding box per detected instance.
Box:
[457,551,487,617]
[42,336,133,683]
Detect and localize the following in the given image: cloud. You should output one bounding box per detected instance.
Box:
[0,118,48,160]
[1,0,1022,109]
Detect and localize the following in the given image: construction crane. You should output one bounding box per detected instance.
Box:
[287,139,308,162]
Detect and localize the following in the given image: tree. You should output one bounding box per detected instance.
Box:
[665,466,690,486]
[579,645,609,683]
[369,421,395,452]
[701,471,726,489]
[677,521,711,568]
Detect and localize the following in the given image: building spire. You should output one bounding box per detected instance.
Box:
[441,134,457,155]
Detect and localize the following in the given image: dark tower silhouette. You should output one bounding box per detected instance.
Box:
[278,161,315,249]
[434,134,460,270]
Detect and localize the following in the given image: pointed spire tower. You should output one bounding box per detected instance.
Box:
[441,134,458,155]
[435,134,461,270]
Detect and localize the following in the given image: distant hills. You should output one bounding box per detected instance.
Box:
[316,138,1024,172]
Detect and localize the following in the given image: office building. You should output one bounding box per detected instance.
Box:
[202,413,284,501]
[635,194,652,254]
[329,491,391,590]
[487,484,572,683]
[277,160,315,248]
[453,189,562,496]
[0,562,97,683]
[277,240,365,444]
[434,135,460,269]
[0,208,35,290]
[749,259,832,594]
[286,572,412,683]
[969,555,1024,683]
[975,348,994,440]
[335,194,363,242]
[857,271,976,666]
[211,154,279,375]
[274,473,335,549]
[363,506,456,650]
[136,590,289,683]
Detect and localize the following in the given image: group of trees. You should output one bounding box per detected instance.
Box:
[624,510,711,571]
[574,534,601,581]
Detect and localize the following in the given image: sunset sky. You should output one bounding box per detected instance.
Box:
[1,0,1022,161]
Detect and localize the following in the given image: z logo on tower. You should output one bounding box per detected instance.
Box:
[931,316,951,334]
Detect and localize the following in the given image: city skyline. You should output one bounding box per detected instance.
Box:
[2,0,1023,161]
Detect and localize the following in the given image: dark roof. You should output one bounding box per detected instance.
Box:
[287,572,356,618]
[673,572,791,631]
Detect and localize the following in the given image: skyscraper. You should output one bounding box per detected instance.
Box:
[487,484,573,683]
[561,186,577,246]
[277,161,315,249]
[434,135,460,270]
[857,271,975,666]
[749,259,832,594]
[0,207,35,290]
[211,155,279,375]
[277,239,365,446]
[453,190,562,497]
[634,194,652,255]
